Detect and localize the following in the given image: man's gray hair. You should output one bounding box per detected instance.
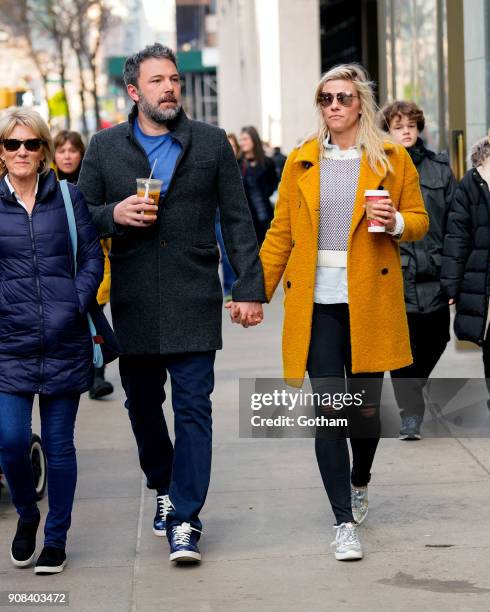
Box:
[123,43,178,88]
[470,136,490,168]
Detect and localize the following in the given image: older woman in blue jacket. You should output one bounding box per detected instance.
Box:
[0,108,103,575]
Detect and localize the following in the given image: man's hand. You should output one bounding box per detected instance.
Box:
[114,195,158,227]
[225,301,263,328]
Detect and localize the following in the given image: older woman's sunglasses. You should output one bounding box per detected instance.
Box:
[317,92,359,108]
[1,138,46,152]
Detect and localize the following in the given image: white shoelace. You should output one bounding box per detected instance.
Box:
[156,494,173,518]
[172,522,200,546]
[331,522,360,549]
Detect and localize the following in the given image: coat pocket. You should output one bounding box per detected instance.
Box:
[190,243,220,261]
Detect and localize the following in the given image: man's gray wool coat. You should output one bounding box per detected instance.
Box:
[78,106,265,355]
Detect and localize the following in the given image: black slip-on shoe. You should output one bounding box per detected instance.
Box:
[11,515,40,568]
[34,546,67,575]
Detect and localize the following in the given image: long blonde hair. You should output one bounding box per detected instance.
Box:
[314,64,393,175]
[0,107,54,179]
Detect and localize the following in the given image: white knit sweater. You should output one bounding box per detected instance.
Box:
[314,143,360,304]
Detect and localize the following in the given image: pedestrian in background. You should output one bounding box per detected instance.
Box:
[272,145,287,180]
[53,130,114,400]
[239,126,278,246]
[257,64,427,561]
[227,132,240,159]
[379,101,457,440]
[441,136,490,410]
[78,43,264,565]
[0,108,103,575]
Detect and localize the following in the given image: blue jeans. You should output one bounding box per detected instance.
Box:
[215,217,236,296]
[0,392,80,549]
[119,352,215,535]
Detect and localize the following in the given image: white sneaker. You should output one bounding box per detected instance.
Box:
[351,485,368,525]
[331,522,363,561]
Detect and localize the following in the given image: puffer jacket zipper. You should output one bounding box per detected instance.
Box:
[27,209,45,393]
[475,175,490,344]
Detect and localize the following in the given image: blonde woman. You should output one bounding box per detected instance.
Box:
[258,64,428,560]
[0,108,103,574]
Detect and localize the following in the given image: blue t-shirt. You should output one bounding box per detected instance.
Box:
[133,118,182,196]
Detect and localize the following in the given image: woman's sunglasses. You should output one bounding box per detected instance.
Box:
[0,138,46,152]
[317,92,359,108]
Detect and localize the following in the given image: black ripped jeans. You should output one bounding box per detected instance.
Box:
[307,303,384,525]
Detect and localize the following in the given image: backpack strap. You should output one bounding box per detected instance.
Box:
[59,180,103,368]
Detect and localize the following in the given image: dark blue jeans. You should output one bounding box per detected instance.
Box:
[0,392,79,549]
[119,352,215,534]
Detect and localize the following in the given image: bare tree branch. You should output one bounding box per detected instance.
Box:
[0,0,53,119]
[1,0,118,133]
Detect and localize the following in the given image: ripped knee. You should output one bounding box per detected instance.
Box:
[318,403,342,418]
[360,403,378,419]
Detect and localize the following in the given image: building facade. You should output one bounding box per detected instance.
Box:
[217,0,321,152]
[217,0,490,174]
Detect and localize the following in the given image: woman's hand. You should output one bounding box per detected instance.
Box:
[225,301,263,327]
[367,197,397,232]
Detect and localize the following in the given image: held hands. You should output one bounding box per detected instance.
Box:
[366,197,397,232]
[225,301,264,328]
[114,195,158,227]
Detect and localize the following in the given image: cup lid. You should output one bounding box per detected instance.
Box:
[364,189,389,196]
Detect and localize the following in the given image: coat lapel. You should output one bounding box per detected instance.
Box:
[295,140,320,234]
[168,110,192,164]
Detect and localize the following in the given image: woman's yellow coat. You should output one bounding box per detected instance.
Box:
[259,139,428,386]
[96,238,111,306]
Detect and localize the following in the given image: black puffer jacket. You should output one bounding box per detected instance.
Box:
[441,169,490,345]
[400,140,457,313]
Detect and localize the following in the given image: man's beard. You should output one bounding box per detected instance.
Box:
[137,91,182,123]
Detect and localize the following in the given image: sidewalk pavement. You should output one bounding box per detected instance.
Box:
[1,294,490,612]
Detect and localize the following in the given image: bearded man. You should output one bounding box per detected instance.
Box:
[78,43,264,564]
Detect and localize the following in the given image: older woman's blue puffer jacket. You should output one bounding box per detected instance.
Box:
[0,170,104,395]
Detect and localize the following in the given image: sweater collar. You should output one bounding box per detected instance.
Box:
[295,138,396,165]
[323,137,360,160]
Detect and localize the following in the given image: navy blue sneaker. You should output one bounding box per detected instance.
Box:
[168,522,201,563]
[153,495,174,537]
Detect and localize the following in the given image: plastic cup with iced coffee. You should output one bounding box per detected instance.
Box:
[136,178,163,216]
